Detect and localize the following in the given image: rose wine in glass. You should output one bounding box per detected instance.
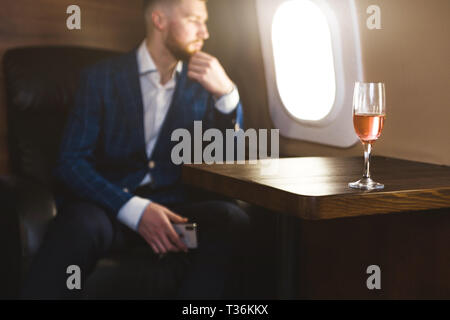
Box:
[353,114,385,143]
[349,82,386,190]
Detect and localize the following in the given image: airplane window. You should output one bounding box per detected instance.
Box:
[272,0,336,121]
[257,0,363,147]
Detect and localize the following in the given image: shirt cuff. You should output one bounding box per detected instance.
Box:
[117,196,151,232]
[214,85,240,114]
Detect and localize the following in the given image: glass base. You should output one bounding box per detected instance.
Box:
[348,177,384,190]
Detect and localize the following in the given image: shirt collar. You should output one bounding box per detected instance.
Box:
[137,40,183,76]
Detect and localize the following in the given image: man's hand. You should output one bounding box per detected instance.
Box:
[188,51,234,99]
[138,202,189,254]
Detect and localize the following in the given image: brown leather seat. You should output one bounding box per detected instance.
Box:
[0,46,185,299]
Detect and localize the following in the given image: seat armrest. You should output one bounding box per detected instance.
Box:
[0,175,56,258]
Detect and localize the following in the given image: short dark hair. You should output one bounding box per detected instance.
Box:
[143,0,178,11]
[143,0,207,12]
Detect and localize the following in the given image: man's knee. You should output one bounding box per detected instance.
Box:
[196,201,251,247]
[219,201,250,231]
[197,200,250,230]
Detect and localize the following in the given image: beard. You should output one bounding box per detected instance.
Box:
[165,32,203,62]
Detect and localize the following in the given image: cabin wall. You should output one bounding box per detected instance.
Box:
[1,0,449,176]
[0,0,145,174]
[356,0,450,165]
[206,0,450,165]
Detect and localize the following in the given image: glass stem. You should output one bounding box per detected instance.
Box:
[363,142,372,179]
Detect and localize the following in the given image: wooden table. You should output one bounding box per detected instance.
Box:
[182,156,450,299]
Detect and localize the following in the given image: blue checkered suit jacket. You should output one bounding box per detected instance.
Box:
[53,49,243,215]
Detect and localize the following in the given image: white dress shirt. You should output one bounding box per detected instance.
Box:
[117,40,240,231]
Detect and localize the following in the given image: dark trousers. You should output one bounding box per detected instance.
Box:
[20,189,250,300]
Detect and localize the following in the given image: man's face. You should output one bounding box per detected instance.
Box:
[164,0,210,61]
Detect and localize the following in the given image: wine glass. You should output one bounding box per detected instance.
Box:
[349,82,386,190]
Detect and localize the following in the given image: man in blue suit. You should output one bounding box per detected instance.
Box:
[22,0,249,299]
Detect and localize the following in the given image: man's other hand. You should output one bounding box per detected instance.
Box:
[187,51,234,99]
[138,202,189,254]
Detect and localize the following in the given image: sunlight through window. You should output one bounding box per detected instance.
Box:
[272,0,336,121]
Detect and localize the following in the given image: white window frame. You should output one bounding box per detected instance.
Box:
[256,0,363,147]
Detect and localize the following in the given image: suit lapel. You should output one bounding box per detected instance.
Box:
[114,55,202,161]
[114,50,147,159]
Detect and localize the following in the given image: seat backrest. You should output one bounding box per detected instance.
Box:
[3,46,120,186]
